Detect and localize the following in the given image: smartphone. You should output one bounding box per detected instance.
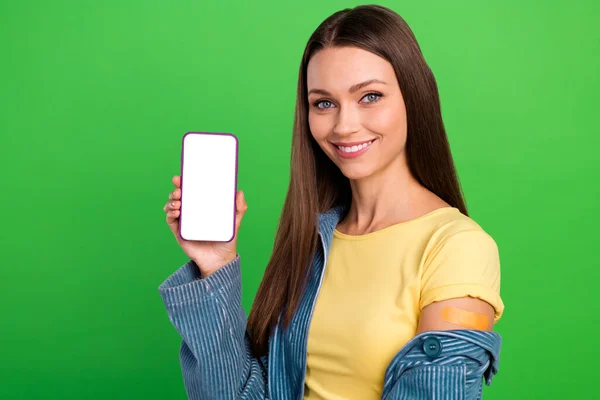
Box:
[179,132,238,242]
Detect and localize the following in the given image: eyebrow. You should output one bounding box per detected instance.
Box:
[308,79,387,96]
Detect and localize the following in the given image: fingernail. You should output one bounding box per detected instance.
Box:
[171,202,175,207]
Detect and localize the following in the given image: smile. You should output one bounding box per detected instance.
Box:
[331,139,376,159]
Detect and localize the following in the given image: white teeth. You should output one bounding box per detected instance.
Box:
[337,140,373,153]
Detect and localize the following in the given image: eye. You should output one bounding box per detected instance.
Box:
[313,99,335,110]
[361,92,383,103]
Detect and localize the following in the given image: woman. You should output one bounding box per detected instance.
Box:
[159,4,504,400]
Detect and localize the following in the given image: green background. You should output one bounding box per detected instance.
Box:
[1,1,598,398]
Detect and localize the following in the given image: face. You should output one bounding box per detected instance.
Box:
[306,46,408,181]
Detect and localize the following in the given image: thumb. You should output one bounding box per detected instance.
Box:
[234,190,248,230]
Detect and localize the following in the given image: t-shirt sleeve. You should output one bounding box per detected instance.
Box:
[420,229,504,323]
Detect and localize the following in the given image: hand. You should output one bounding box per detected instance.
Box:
[163,175,248,277]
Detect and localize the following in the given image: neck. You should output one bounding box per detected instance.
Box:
[342,155,443,235]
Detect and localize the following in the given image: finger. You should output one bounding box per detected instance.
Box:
[168,188,181,201]
[164,198,180,212]
[166,209,180,220]
[173,175,181,188]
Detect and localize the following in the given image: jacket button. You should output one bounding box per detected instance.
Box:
[423,337,442,358]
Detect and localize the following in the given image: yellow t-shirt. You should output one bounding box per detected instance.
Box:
[303,207,504,400]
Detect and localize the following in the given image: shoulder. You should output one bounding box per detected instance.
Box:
[423,208,499,261]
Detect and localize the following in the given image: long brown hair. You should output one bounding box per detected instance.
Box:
[247,4,468,357]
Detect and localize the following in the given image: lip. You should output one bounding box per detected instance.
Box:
[331,139,376,159]
[330,139,375,147]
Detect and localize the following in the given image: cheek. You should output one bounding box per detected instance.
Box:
[366,104,407,145]
[308,113,332,142]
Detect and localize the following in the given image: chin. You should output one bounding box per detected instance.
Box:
[337,164,377,181]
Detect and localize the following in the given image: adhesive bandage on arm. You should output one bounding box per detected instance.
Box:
[441,306,490,330]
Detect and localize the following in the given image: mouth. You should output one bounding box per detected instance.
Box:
[330,139,376,159]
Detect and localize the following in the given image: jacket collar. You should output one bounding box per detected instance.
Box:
[317,204,348,247]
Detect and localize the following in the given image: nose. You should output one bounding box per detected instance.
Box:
[333,104,360,136]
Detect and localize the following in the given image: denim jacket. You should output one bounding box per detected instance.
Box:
[158,206,502,399]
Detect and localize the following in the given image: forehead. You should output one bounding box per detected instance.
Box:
[306,46,396,90]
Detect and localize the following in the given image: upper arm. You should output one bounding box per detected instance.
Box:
[417,296,495,333]
[419,228,504,327]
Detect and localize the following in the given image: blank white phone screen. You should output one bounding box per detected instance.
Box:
[179,132,238,242]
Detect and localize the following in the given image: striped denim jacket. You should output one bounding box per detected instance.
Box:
[158,206,502,399]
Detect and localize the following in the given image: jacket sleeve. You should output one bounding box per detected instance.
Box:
[381,329,502,400]
[157,255,268,400]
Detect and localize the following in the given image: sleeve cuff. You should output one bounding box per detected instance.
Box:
[420,283,505,323]
[157,255,241,307]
